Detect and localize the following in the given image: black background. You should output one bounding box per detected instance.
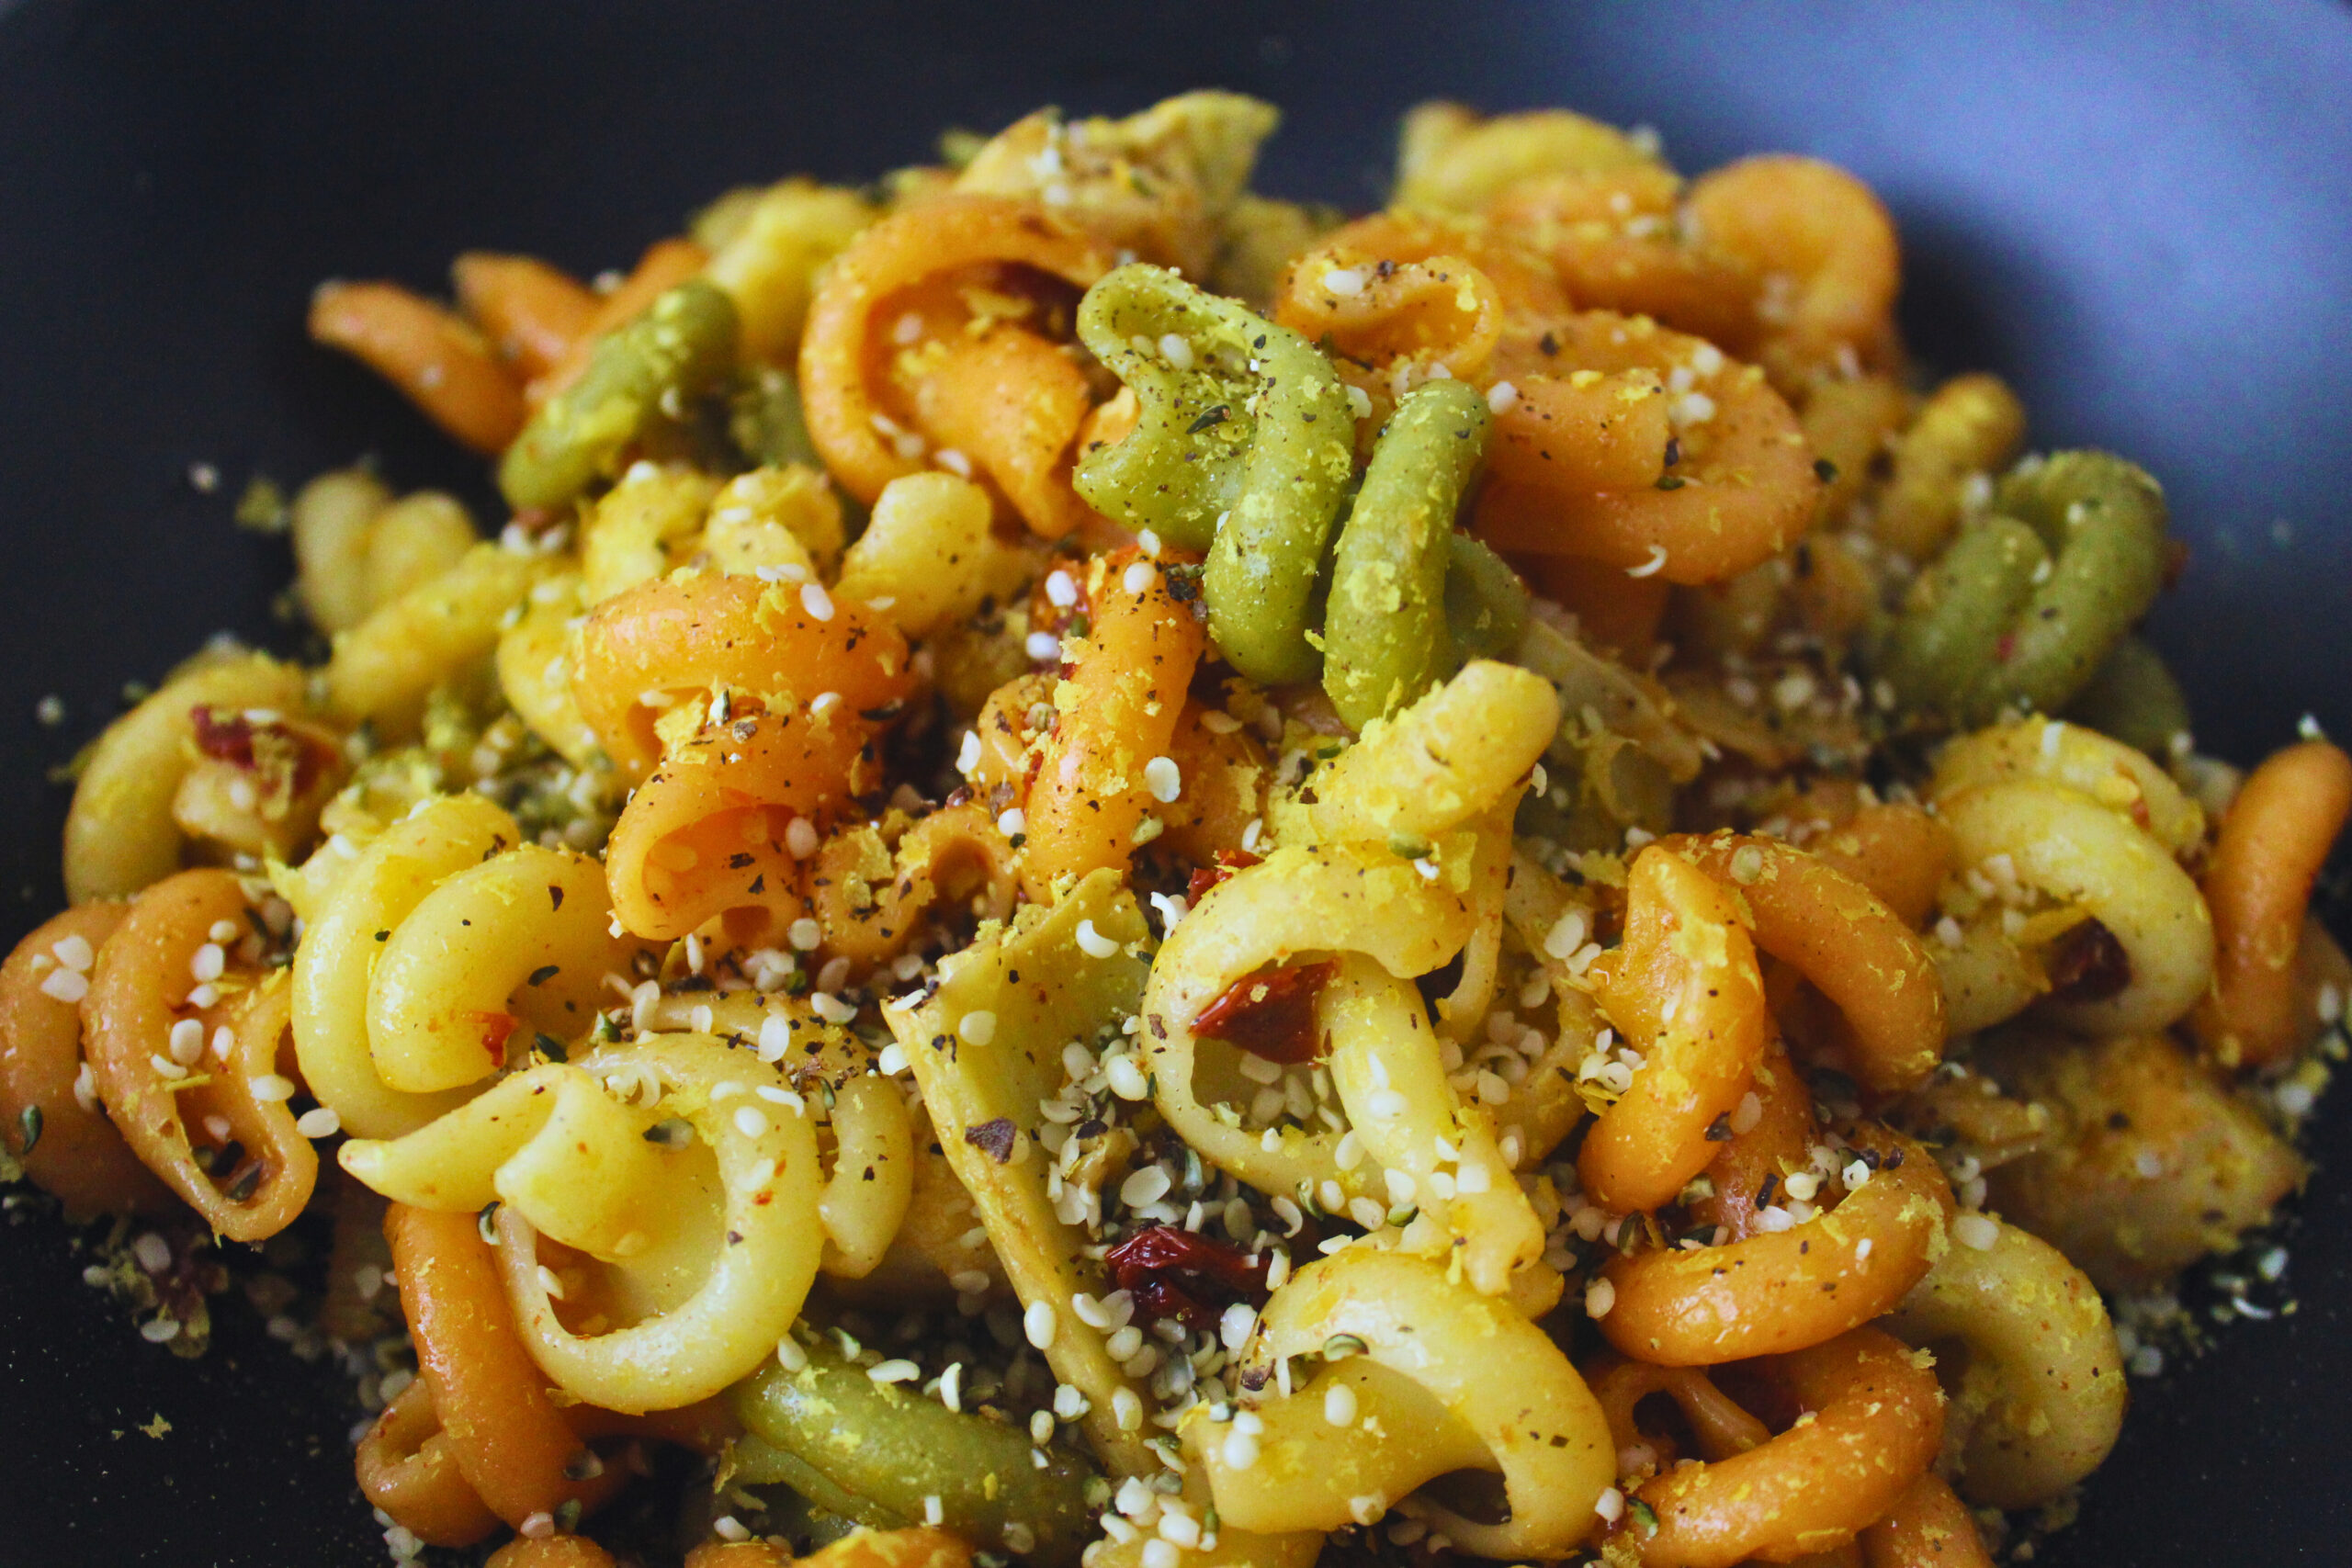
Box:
[2,1,2349,1562]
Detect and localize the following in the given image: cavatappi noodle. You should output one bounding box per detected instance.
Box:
[6,92,2347,1568]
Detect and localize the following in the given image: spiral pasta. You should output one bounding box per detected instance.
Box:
[13,85,2348,1568]
[345,1032,826,1413]
[1199,1248,1612,1556]
[82,870,318,1240]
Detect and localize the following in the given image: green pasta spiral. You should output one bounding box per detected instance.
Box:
[1073,263,1355,684]
[498,277,741,513]
[1876,449,2168,728]
[730,1333,1100,1567]
[1321,378,1493,728]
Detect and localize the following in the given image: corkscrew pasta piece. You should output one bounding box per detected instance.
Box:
[323,540,557,739]
[1151,701,1272,866]
[489,1539,620,1568]
[905,318,1095,539]
[0,902,175,1217]
[804,802,1018,977]
[1072,263,1354,683]
[79,869,317,1239]
[528,237,711,401]
[1934,776,2213,1035]
[833,471,1032,637]
[1472,311,1820,585]
[2190,739,2352,1066]
[799,195,1110,506]
[1478,327,1676,497]
[1668,831,1947,1095]
[1143,844,1476,1206]
[356,1378,504,1548]
[1017,550,1206,902]
[2062,634,2192,758]
[1797,373,1913,525]
[63,650,309,902]
[700,177,876,364]
[1317,954,1550,1299]
[309,279,527,454]
[1577,846,1770,1214]
[1616,1327,1944,1567]
[1928,716,2205,858]
[1673,1040,1809,1239]
[569,570,911,781]
[1392,101,1657,214]
[1980,1031,2303,1292]
[1319,378,1494,728]
[578,462,725,603]
[347,1032,825,1413]
[493,571,605,769]
[1442,533,1532,659]
[1883,1216,2125,1509]
[385,1203,630,1531]
[1877,451,2169,728]
[1485,164,1761,353]
[1297,658,1560,845]
[730,1335,1099,1566]
[452,251,601,383]
[883,874,1159,1477]
[1858,1473,1993,1568]
[631,994,909,1283]
[1872,373,2028,558]
[813,1072,917,1280]
[1682,155,1902,385]
[1598,1126,1954,1364]
[603,705,870,940]
[1585,1354,1779,1487]
[1199,1248,1614,1557]
[500,277,741,513]
[288,792,526,1139]
[1296,209,1573,324]
[955,92,1279,277]
[1270,241,1506,446]
[365,840,633,1092]
[1801,801,1955,931]
[289,468,478,636]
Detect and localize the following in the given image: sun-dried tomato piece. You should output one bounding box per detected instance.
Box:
[1191,956,1331,1065]
[2047,917,2132,1002]
[1185,848,1262,904]
[190,705,338,795]
[1106,1224,1270,1330]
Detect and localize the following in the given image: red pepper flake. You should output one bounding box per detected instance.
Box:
[1185,848,1263,904]
[1192,957,1331,1066]
[2047,917,2132,1002]
[459,1010,519,1066]
[1106,1224,1270,1330]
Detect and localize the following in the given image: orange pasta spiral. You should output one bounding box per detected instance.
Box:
[1578,845,1771,1213]
[1473,310,1820,584]
[0,902,175,1218]
[798,195,1110,521]
[1604,1327,1945,1566]
[2192,739,2352,1066]
[1015,549,1207,901]
[80,870,317,1240]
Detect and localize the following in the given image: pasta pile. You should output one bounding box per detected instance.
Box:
[5,91,2348,1568]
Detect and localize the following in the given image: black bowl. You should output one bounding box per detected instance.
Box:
[4,2,2350,1562]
